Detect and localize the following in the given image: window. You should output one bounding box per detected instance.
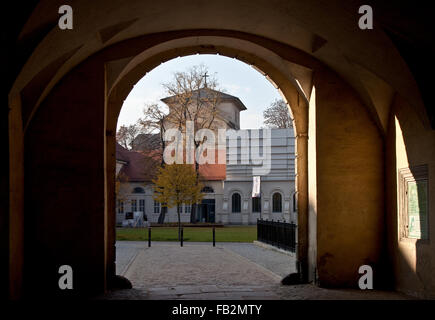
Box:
[179,205,183,213]
[399,165,429,240]
[272,193,282,212]
[185,204,191,214]
[252,197,261,213]
[153,200,160,214]
[232,193,241,213]
[139,199,145,212]
[117,200,124,214]
[201,186,214,193]
[293,193,297,212]
[131,199,137,212]
[133,187,145,193]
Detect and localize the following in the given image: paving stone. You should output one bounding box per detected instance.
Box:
[199,285,229,293]
[97,241,413,300]
[178,292,228,299]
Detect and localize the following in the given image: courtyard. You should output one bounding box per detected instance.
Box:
[101,241,413,300]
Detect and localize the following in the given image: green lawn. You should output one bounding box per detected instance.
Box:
[116,226,257,242]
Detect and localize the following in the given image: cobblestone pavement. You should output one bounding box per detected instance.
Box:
[101,241,412,300]
[220,242,296,277]
[122,242,283,287]
[115,241,147,275]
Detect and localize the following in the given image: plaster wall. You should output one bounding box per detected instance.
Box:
[23,59,106,297]
[386,96,435,298]
[313,68,385,288]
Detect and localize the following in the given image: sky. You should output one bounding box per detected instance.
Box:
[117,54,283,131]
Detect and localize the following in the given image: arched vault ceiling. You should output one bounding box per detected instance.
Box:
[105,37,312,136]
[11,0,430,132]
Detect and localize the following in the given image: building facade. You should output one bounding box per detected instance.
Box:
[116,90,296,225]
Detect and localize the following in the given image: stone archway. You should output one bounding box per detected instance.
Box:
[102,32,388,293]
[6,1,435,300]
[104,35,310,292]
[18,29,385,297]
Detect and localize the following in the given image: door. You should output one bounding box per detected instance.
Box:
[200,199,215,223]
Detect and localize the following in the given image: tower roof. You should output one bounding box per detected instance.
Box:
[161,88,247,111]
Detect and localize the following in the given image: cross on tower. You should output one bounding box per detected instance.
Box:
[203,72,209,88]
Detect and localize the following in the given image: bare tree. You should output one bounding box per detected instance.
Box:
[138,103,170,223]
[162,65,223,223]
[116,124,141,149]
[134,65,223,224]
[263,99,293,129]
[162,65,221,134]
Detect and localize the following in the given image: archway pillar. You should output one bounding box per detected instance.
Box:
[7,95,25,299]
[312,67,385,288]
[295,132,309,281]
[22,58,107,297]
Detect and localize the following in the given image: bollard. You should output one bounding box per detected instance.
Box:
[180,227,183,247]
[213,227,215,247]
[148,227,151,247]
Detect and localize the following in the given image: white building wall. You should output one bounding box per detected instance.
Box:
[116,128,296,226]
[216,128,296,224]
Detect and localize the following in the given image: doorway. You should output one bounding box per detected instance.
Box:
[197,199,216,223]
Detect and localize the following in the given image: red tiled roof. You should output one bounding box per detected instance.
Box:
[116,143,160,182]
[199,163,226,181]
[116,143,226,182]
[115,143,129,163]
[198,148,226,181]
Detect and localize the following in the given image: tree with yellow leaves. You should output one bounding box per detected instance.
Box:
[152,164,204,240]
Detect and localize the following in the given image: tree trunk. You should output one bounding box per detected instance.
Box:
[190,203,196,223]
[177,204,181,241]
[157,125,167,224]
[158,206,166,224]
[190,160,201,223]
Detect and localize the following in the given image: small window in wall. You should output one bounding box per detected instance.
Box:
[131,199,137,212]
[179,205,183,213]
[133,187,145,193]
[139,199,145,212]
[185,204,191,213]
[399,165,429,240]
[252,197,261,213]
[272,192,282,213]
[154,200,160,214]
[232,193,241,213]
[117,200,124,214]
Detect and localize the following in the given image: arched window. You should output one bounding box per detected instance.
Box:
[272,192,282,212]
[232,193,241,213]
[133,187,145,194]
[201,186,214,193]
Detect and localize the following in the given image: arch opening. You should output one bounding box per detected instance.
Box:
[110,50,303,290]
[12,23,402,298]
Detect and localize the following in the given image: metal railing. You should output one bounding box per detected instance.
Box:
[147,226,217,247]
[257,219,296,252]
